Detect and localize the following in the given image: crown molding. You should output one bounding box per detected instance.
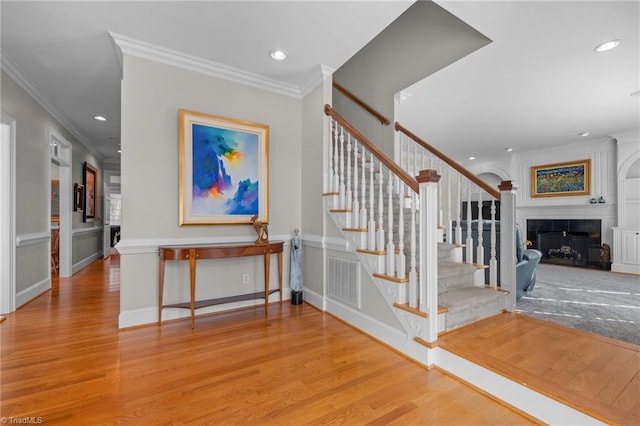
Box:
[300,64,335,98]
[109,32,302,99]
[1,52,103,161]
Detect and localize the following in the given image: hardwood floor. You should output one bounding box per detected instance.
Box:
[0,254,534,425]
[438,313,640,425]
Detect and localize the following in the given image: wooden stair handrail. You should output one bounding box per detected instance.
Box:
[332,82,391,126]
[395,122,501,200]
[325,105,418,193]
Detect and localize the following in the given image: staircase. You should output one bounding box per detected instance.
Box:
[323,104,517,344]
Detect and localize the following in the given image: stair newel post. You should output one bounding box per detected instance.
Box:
[368,153,376,251]
[377,161,385,253]
[346,134,352,215]
[417,169,440,342]
[455,172,462,245]
[489,199,498,287]
[499,181,518,312]
[409,191,418,308]
[386,169,395,276]
[339,127,345,209]
[477,191,484,269]
[465,183,474,264]
[352,138,359,229]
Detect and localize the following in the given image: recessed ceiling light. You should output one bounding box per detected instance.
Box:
[117,149,121,154]
[270,49,287,61]
[94,115,106,121]
[579,132,590,137]
[594,39,621,53]
[505,148,513,152]
[468,156,476,161]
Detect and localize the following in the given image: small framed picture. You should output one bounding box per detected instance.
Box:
[74,183,84,212]
[83,162,97,222]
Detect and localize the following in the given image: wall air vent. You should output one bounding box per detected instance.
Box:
[327,257,360,308]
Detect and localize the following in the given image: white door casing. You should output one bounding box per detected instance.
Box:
[1,114,16,314]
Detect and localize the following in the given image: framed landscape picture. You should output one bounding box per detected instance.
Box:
[531,159,591,198]
[179,109,269,225]
[83,162,97,222]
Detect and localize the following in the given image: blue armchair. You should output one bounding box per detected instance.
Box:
[454,220,542,299]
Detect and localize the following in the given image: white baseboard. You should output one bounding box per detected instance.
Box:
[434,348,603,425]
[301,287,325,310]
[612,262,640,275]
[16,278,50,308]
[72,251,101,274]
[119,292,285,329]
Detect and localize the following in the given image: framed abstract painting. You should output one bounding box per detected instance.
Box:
[179,109,269,225]
[531,159,591,198]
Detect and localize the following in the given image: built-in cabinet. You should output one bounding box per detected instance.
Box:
[612,141,640,274]
[612,228,640,274]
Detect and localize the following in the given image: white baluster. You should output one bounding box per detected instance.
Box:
[397,184,406,280]
[346,134,352,213]
[352,138,359,229]
[438,159,443,232]
[409,192,418,308]
[455,172,462,245]
[360,144,367,232]
[333,121,339,194]
[339,127,345,209]
[377,160,385,253]
[446,167,452,243]
[490,199,498,287]
[466,183,473,264]
[368,153,376,251]
[386,169,395,276]
[477,191,484,269]
[327,119,333,192]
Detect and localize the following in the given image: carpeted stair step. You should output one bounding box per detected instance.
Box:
[439,287,507,331]
[438,262,476,292]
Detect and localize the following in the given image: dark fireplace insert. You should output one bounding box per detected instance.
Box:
[526,219,603,269]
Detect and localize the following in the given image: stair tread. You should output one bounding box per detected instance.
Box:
[439,287,506,311]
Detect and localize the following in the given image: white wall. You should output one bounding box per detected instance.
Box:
[118,55,302,327]
[471,137,618,246]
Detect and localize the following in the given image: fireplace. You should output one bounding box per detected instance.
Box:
[527,219,602,268]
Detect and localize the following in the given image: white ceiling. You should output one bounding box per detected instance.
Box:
[1,1,639,167]
[402,1,640,166]
[1,0,413,162]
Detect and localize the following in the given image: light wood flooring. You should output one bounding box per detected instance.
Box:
[439,313,640,425]
[1,253,534,425]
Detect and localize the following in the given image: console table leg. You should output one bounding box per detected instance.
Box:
[189,249,196,329]
[278,251,283,303]
[158,257,166,325]
[264,251,271,316]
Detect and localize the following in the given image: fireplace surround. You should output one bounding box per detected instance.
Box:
[526,219,602,268]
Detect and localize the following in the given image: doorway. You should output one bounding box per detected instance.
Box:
[49,130,72,277]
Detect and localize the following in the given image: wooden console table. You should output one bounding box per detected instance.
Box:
[158,241,284,328]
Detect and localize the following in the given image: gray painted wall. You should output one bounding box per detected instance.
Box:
[118,55,302,325]
[1,70,103,303]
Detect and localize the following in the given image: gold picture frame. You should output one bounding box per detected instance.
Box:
[531,159,591,198]
[179,109,269,225]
